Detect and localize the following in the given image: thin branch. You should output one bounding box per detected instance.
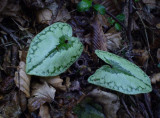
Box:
[0,24,21,48]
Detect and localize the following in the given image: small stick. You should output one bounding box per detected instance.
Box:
[121,97,134,118]
[144,94,154,118]
[0,24,21,48]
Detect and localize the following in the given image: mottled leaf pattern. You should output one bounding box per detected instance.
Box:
[88,50,152,94]
[26,22,83,76]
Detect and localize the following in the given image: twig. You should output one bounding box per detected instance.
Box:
[121,97,134,118]
[0,24,21,48]
[105,10,127,31]
[144,94,154,118]
[127,0,133,51]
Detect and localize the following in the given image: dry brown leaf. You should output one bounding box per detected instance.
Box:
[132,49,149,66]
[31,82,56,102]
[28,97,46,112]
[91,15,107,53]
[157,48,160,63]
[3,101,21,118]
[28,82,55,112]
[151,73,160,84]
[36,8,52,24]
[40,76,66,91]
[14,61,31,97]
[39,104,51,118]
[88,89,120,118]
[105,32,122,51]
[53,5,71,22]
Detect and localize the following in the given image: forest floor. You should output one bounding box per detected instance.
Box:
[0,0,160,118]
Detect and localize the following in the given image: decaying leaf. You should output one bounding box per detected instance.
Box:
[36,8,52,24]
[28,97,46,112]
[151,73,160,84]
[105,32,122,51]
[53,5,71,22]
[31,82,56,101]
[88,89,120,118]
[40,76,66,91]
[28,82,56,112]
[14,61,31,97]
[132,49,149,66]
[39,104,51,118]
[91,15,107,52]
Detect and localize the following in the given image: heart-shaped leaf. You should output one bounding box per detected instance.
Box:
[26,22,83,76]
[88,50,152,94]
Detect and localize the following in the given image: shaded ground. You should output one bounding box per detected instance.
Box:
[0,0,160,118]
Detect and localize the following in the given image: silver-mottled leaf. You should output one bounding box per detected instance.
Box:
[88,50,152,94]
[26,22,83,76]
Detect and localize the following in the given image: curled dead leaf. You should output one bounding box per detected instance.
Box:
[14,61,31,97]
[36,9,52,24]
[28,97,46,112]
[151,73,160,84]
[88,89,120,118]
[105,32,122,51]
[32,82,56,101]
[40,76,66,91]
[156,23,160,29]
[53,5,71,22]
[13,91,27,112]
[28,82,56,112]
[39,104,51,118]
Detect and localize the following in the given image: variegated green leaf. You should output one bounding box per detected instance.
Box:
[88,50,152,94]
[26,22,83,76]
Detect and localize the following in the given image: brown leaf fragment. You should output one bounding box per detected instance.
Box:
[31,82,56,102]
[88,89,120,118]
[28,97,46,112]
[40,76,66,91]
[28,82,56,112]
[151,73,160,84]
[53,5,71,22]
[36,8,52,24]
[91,15,107,53]
[14,61,31,97]
[156,23,160,29]
[39,104,51,118]
[105,32,122,51]
[132,49,149,66]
